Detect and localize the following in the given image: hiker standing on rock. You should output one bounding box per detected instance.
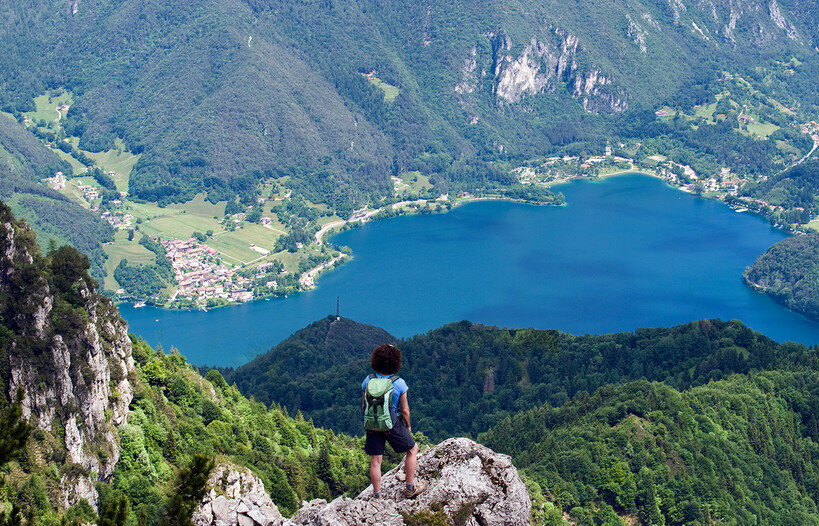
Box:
[362,343,426,499]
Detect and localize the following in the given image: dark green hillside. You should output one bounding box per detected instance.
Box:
[0,118,113,278]
[2,0,818,207]
[227,317,815,441]
[742,158,819,226]
[744,232,819,321]
[482,373,819,525]
[219,315,396,417]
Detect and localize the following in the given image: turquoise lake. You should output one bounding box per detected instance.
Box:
[120,173,819,367]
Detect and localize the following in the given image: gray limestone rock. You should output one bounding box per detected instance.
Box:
[285,438,530,526]
[193,463,285,526]
[194,439,529,526]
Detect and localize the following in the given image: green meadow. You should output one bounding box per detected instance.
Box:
[207,224,280,265]
[367,76,400,103]
[395,171,433,198]
[83,138,141,192]
[102,230,157,290]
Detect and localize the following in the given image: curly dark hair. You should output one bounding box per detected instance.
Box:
[370,344,402,374]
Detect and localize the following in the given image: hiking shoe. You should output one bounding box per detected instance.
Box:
[403,480,427,499]
[396,471,406,482]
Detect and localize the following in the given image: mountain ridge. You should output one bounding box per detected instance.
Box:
[3,0,818,208]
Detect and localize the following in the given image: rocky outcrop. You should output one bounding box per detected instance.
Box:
[0,206,135,509]
[193,463,284,526]
[769,0,798,41]
[458,30,628,114]
[196,438,530,526]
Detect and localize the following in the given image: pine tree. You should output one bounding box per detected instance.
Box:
[165,454,214,526]
[163,429,178,463]
[98,492,129,526]
[0,387,32,467]
[0,502,22,526]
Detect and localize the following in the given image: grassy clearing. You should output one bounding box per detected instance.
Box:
[769,98,796,116]
[694,102,717,120]
[139,214,222,241]
[395,171,433,197]
[775,140,802,157]
[121,201,172,222]
[598,164,636,176]
[53,148,87,175]
[742,121,779,138]
[367,76,400,103]
[102,230,157,290]
[63,179,92,207]
[272,250,303,271]
[807,219,819,233]
[83,138,140,192]
[26,93,69,124]
[168,193,226,217]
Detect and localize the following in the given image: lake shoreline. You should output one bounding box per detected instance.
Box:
[121,173,817,367]
[118,170,782,313]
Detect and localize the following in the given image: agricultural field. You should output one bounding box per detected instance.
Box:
[207,224,281,266]
[102,230,157,290]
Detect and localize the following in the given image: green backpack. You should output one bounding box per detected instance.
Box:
[363,374,400,432]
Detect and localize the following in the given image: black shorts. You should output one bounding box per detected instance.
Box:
[364,419,416,456]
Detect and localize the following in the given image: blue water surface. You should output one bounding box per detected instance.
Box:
[120,174,819,366]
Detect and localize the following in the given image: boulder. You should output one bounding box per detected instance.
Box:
[285,438,530,525]
[193,464,284,526]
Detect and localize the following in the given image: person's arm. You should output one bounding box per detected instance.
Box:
[362,391,366,413]
[398,392,411,432]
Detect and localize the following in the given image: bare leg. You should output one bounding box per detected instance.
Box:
[404,444,419,485]
[370,455,383,493]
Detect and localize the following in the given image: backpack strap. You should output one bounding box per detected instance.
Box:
[388,374,399,382]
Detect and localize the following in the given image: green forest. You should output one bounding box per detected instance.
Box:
[745,232,819,321]
[483,372,819,525]
[223,317,813,440]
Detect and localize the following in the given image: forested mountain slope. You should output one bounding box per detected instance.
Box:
[0,115,113,277]
[482,373,819,525]
[745,231,819,321]
[224,316,815,441]
[2,0,817,208]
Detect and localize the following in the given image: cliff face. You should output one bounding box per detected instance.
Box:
[0,203,135,508]
[455,29,628,115]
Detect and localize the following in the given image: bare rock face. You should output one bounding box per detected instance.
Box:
[0,208,135,509]
[457,29,628,114]
[193,463,284,526]
[285,438,530,526]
